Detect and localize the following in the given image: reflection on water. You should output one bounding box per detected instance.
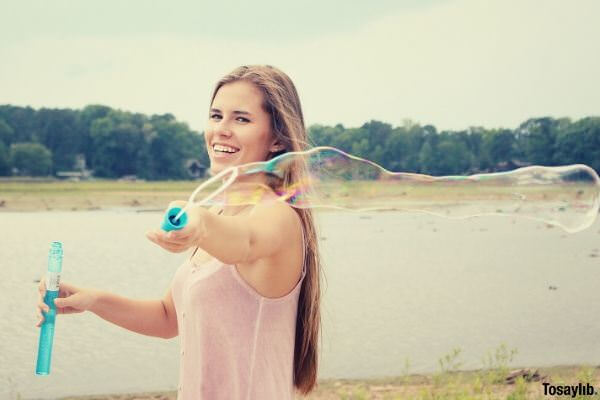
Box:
[1,210,599,399]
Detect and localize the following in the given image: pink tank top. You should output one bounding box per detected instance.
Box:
[170,225,306,400]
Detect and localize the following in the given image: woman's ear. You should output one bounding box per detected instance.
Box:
[269,140,285,153]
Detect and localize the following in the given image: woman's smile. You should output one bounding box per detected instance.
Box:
[211,143,241,159]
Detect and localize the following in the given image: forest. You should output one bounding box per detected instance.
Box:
[0,104,598,179]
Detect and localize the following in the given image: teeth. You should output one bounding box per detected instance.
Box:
[213,144,239,153]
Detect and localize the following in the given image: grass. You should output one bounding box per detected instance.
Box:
[0,179,593,212]
[0,180,199,211]
[31,345,598,400]
[49,365,600,400]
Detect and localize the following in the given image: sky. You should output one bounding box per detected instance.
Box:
[1,0,599,133]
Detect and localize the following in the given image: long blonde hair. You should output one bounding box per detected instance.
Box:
[209,65,321,394]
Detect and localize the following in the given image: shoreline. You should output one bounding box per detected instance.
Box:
[53,365,600,400]
[1,180,584,213]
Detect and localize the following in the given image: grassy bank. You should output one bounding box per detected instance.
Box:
[0,179,589,212]
[54,365,599,400]
[44,346,599,399]
[0,180,199,211]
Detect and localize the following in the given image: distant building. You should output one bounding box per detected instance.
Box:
[56,171,92,180]
[118,175,143,182]
[495,159,531,172]
[56,153,94,180]
[186,159,207,178]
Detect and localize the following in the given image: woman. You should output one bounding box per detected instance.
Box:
[36,65,322,399]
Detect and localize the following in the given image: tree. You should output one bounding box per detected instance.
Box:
[554,117,600,172]
[0,142,10,175]
[485,129,517,166]
[10,142,52,176]
[516,117,557,165]
[143,115,204,179]
[0,118,14,145]
[37,108,81,173]
[90,111,147,178]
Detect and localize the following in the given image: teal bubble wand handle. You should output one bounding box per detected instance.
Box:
[36,241,63,375]
[162,166,239,231]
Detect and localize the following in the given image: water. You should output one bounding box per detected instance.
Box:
[1,210,599,399]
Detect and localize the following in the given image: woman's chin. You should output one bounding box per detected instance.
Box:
[208,162,235,176]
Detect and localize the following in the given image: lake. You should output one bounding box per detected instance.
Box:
[1,210,599,399]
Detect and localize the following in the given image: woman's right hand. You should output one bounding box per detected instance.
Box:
[36,279,99,327]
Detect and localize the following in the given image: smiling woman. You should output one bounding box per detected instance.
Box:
[205,80,286,173]
[37,65,322,400]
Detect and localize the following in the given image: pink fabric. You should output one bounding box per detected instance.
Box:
[170,231,306,399]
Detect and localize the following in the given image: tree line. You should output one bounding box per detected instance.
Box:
[0,104,598,179]
[0,105,207,179]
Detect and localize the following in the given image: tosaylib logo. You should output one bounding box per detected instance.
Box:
[543,382,597,397]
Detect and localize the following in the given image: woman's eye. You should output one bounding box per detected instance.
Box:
[209,114,248,123]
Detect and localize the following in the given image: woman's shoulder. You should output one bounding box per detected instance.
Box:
[250,199,302,232]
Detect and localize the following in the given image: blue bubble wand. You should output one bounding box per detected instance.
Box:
[36,241,63,375]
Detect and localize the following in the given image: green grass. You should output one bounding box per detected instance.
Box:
[0,179,595,212]
[11,345,596,399]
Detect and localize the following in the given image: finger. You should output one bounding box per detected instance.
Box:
[61,307,84,315]
[54,296,72,309]
[167,229,194,241]
[38,301,50,313]
[36,309,45,326]
[147,229,171,241]
[38,279,46,294]
[147,232,190,252]
[58,281,78,294]
[155,231,188,246]
[145,232,158,244]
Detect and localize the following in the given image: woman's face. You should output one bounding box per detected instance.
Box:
[205,80,282,174]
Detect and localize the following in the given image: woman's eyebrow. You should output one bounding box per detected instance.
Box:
[210,108,253,116]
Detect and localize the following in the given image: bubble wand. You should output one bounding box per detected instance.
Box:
[36,241,63,375]
[161,166,239,231]
[161,146,600,233]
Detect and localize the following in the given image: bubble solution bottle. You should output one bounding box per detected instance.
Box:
[36,241,63,375]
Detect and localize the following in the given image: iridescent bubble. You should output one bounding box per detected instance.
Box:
[176,147,600,233]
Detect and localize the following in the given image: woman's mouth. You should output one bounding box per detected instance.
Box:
[212,144,240,158]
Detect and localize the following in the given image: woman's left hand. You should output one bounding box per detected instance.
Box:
[145,201,208,253]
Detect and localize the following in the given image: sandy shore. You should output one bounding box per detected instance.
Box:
[55,366,599,400]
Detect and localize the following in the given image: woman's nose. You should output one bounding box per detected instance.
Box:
[211,120,233,137]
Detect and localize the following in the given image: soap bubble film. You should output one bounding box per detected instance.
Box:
[187,147,600,233]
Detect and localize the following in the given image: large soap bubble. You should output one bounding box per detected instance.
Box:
[175,147,599,233]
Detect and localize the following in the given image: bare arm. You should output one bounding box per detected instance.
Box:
[199,201,297,264]
[37,280,178,339]
[147,201,300,265]
[89,288,178,339]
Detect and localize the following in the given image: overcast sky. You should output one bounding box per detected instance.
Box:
[1,0,598,132]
